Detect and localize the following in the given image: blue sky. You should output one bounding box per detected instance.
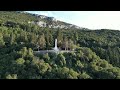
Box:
[26,11,120,30]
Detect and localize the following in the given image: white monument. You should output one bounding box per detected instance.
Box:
[53,39,59,51]
[34,38,74,54]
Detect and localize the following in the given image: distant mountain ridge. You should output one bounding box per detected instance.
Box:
[0,11,118,31]
[24,11,88,30]
[0,11,88,30]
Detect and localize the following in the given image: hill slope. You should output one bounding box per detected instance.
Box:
[0,11,120,79]
[0,11,88,30]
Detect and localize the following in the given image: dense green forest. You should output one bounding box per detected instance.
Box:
[0,11,120,79]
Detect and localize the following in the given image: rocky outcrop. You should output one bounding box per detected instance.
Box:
[37,21,46,27]
[28,14,82,29]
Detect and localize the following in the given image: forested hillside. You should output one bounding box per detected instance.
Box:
[0,11,120,79]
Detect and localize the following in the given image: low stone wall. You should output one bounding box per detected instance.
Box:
[34,50,75,54]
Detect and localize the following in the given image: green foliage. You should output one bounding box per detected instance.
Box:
[68,69,79,79]
[78,72,91,79]
[56,54,66,66]
[1,11,120,79]
[16,58,25,65]
[38,34,46,50]
[27,48,34,57]
[6,74,17,79]
[43,53,50,63]
[18,47,27,58]
[57,29,63,47]
[0,33,5,47]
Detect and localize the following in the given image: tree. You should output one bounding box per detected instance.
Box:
[68,69,79,79]
[76,60,84,69]
[57,29,63,48]
[18,47,27,58]
[45,28,50,50]
[29,33,37,44]
[43,53,50,63]
[0,33,5,47]
[49,33,54,48]
[37,60,51,75]
[19,32,25,42]
[6,74,17,79]
[56,54,66,66]
[62,37,69,50]
[16,58,25,65]
[38,34,46,50]
[57,67,69,79]
[68,39,75,50]
[74,31,78,45]
[10,33,15,45]
[27,48,34,57]
[78,72,91,79]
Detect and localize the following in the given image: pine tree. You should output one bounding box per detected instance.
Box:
[45,28,50,50]
[30,33,37,44]
[10,33,15,45]
[62,37,68,50]
[68,39,75,50]
[74,31,78,45]
[57,29,63,48]
[38,34,46,50]
[0,33,5,47]
[49,33,54,48]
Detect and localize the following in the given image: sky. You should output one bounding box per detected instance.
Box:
[26,11,120,30]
